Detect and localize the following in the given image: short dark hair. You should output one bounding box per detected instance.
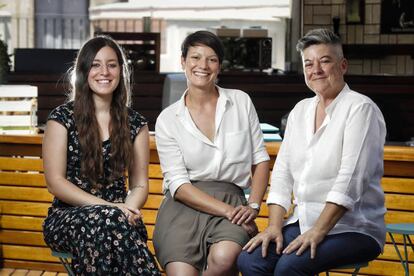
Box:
[296,28,342,56]
[181,30,224,64]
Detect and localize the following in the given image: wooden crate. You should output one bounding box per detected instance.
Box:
[0,85,38,134]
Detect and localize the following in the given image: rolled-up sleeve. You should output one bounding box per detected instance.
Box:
[155,116,190,198]
[247,96,270,164]
[326,103,386,210]
[266,112,294,211]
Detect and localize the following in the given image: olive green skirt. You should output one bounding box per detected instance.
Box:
[153,181,250,271]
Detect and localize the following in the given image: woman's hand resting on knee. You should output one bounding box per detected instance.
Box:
[241,220,259,237]
[282,227,325,259]
[230,204,258,225]
[242,225,284,258]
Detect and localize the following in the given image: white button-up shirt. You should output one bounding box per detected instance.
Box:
[267,84,387,249]
[155,86,270,197]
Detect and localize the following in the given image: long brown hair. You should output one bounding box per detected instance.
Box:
[69,35,132,185]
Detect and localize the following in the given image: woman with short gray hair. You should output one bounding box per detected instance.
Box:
[238,28,386,276]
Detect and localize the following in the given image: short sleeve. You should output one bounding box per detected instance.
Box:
[47,102,75,130]
[128,108,148,141]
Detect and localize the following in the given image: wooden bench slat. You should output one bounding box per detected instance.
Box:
[385,193,414,211]
[149,150,160,164]
[149,164,163,179]
[0,215,44,231]
[0,230,46,246]
[141,209,158,225]
[26,270,44,276]
[330,258,408,276]
[1,260,66,272]
[0,144,42,157]
[0,200,49,216]
[149,179,163,194]
[2,245,58,262]
[0,171,46,186]
[0,157,43,171]
[384,160,414,177]
[0,186,52,202]
[0,200,159,225]
[382,177,414,194]
[385,210,414,223]
[1,229,412,263]
[143,194,163,209]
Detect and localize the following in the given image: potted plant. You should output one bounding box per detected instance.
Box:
[0,37,11,84]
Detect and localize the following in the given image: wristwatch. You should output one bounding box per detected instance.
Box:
[248,202,260,213]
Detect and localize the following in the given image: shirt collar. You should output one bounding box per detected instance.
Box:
[325,83,350,115]
[175,85,231,116]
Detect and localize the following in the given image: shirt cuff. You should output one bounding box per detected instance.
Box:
[266,192,291,212]
[167,176,191,198]
[326,190,355,210]
[252,149,270,165]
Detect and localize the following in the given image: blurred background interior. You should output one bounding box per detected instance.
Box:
[0,0,413,143]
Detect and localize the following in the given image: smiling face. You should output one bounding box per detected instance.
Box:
[181,44,220,90]
[87,46,121,99]
[302,43,347,98]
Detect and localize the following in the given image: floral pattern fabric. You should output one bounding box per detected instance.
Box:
[43,102,160,275]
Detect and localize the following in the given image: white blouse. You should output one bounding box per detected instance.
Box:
[267,84,387,249]
[155,86,270,197]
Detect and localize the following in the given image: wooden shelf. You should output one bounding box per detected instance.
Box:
[98,32,161,73]
[343,44,414,59]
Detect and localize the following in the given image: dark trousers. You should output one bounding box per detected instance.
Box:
[237,222,381,276]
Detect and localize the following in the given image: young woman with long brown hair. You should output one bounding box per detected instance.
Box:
[42,35,160,275]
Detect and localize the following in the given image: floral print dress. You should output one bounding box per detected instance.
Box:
[43,102,161,276]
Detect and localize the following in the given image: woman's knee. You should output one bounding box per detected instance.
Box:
[275,254,310,276]
[237,250,254,273]
[237,245,278,276]
[208,241,241,270]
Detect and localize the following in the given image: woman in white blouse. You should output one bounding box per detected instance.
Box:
[153,31,270,276]
[238,28,387,276]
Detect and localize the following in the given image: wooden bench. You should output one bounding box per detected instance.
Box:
[1,134,413,275]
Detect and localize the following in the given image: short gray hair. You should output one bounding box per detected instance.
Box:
[296,28,342,55]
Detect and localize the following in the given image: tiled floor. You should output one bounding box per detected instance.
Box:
[0,269,68,276]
